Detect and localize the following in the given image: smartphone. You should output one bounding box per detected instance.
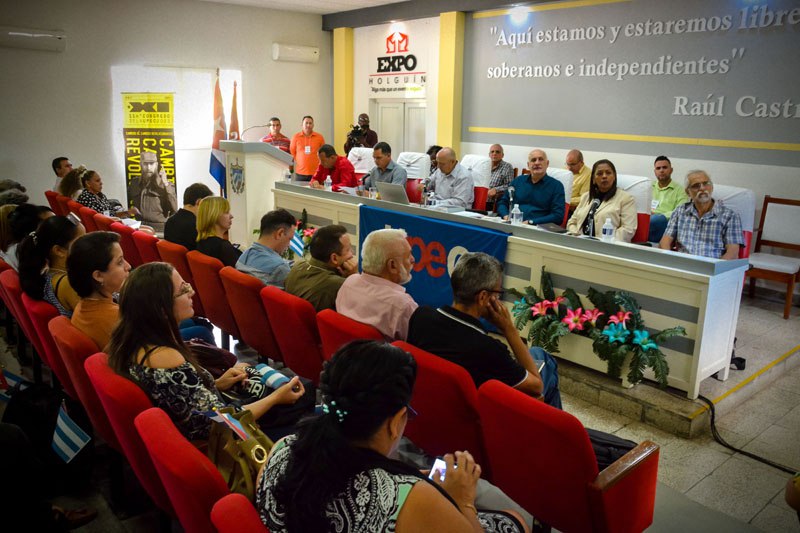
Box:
[66,212,81,226]
[428,457,448,482]
[538,360,546,373]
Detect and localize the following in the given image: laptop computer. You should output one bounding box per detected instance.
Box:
[376,181,410,205]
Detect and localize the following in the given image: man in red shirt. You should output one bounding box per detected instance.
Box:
[259,117,290,153]
[310,145,358,192]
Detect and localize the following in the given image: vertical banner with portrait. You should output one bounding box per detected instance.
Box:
[122,93,179,232]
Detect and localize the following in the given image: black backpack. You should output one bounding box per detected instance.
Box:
[586,428,637,471]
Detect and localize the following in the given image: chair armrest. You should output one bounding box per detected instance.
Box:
[591,440,659,491]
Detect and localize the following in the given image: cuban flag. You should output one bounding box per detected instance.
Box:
[210,68,228,193]
[228,80,240,141]
[0,370,29,402]
[289,233,305,257]
[52,403,91,463]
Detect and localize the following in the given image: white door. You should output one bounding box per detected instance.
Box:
[375,100,426,154]
[404,102,427,153]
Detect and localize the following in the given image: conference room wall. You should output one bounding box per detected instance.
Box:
[0,0,332,207]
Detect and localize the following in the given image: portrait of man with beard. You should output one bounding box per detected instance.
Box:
[129,150,177,232]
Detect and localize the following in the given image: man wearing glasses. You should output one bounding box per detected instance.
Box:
[659,170,743,259]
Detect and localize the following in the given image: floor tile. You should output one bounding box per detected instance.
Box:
[749,503,800,532]
[741,425,800,473]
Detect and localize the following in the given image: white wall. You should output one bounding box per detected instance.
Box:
[0,0,332,205]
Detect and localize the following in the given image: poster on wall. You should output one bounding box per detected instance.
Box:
[122,92,179,231]
[369,26,428,99]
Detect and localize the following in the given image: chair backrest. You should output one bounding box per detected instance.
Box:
[78,207,99,232]
[347,147,376,174]
[714,183,756,258]
[260,286,323,384]
[0,258,11,303]
[48,315,120,451]
[211,493,269,533]
[0,269,46,357]
[219,267,282,361]
[135,408,229,533]
[45,190,63,215]
[157,240,204,316]
[132,230,161,264]
[84,353,173,515]
[616,174,652,242]
[109,222,144,267]
[755,195,800,251]
[21,294,77,399]
[548,167,573,226]
[66,199,83,217]
[391,341,488,470]
[56,195,72,218]
[478,380,598,532]
[396,152,431,180]
[186,251,240,338]
[93,212,116,232]
[472,186,488,211]
[460,154,491,188]
[317,309,385,360]
[405,178,423,204]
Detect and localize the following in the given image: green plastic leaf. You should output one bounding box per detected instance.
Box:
[540,267,556,301]
[653,326,687,344]
[614,291,643,330]
[562,288,583,311]
[649,349,670,387]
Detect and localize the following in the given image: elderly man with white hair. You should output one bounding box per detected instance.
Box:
[335,228,418,340]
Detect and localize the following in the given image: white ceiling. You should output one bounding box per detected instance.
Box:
[197,0,406,16]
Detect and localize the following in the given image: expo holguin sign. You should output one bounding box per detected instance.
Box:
[370,30,427,98]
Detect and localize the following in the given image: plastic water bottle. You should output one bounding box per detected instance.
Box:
[510,204,523,225]
[324,176,332,191]
[284,170,292,182]
[601,217,615,242]
[427,191,436,207]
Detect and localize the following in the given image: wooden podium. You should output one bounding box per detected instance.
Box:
[220,141,293,247]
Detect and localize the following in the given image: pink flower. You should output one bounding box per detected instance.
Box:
[531,301,550,317]
[302,228,316,238]
[582,308,604,327]
[562,308,586,331]
[548,296,565,310]
[607,311,632,328]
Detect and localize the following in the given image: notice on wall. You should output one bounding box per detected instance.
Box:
[368,26,428,99]
[122,93,179,231]
[463,0,800,166]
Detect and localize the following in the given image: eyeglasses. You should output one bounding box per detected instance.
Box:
[406,404,418,420]
[688,180,713,191]
[174,281,195,299]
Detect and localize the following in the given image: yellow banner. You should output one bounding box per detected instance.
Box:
[123,93,174,128]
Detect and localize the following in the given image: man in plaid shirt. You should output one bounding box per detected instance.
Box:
[659,170,743,260]
[487,144,515,204]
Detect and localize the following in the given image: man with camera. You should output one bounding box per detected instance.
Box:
[344,113,378,155]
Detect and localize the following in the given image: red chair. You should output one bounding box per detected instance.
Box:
[391,341,488,473]
[0,258,14,342]
[21,294,77,399]
[260,286,324,384]
[135,408,229,533]
[45,190,63,215]
[472,186,488,211]
[56,195,72,218]
[48,316,120,452]
[66,199,83,217]
[93,212,116,232]
[84,353,174,515]
[406,178,423,204]
[0,269,44,382]
[219,267,282,361]
[132,230,161,264]
[317,309,384,360]
[211,493,269,533]
[157,240,204,317]
[109,222,143,267]
[478,380,660,532]
[78,206,99,232]
[187,251,241,350]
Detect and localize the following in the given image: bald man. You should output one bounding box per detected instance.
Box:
[565,149,591,209]
[421,147,474,209]
[497,149,565,225]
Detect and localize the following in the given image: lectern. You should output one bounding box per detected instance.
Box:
[220,141,293,247]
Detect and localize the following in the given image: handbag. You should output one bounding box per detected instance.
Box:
[186,339,237,378]
[206,406,274,502]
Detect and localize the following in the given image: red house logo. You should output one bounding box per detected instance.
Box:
[386,32,409,54]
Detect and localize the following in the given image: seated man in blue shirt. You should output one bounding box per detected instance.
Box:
[236,208,296,287]
[363,142,407,189]
[496,149,565,225]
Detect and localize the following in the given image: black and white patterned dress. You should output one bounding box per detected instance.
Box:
[76,189,124,215]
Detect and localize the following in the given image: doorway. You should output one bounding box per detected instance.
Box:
[374,100,426,154]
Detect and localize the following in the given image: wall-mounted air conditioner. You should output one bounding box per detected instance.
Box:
[0,26,66,52]
[272,42,319,64]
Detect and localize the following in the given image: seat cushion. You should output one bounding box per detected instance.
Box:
[749,252,800,274]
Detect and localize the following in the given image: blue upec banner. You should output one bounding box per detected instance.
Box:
[359,205,510,308]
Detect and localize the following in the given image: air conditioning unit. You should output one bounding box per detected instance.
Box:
[0,26,66,52]
[272,42,319,64]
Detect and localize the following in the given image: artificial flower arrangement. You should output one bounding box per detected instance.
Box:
[509,267,685,387]
[253,208,317,260]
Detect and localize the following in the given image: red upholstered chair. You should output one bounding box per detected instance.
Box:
[406,178,423,204]
[110,222,144,267]
[0,269,44,382]
[548,167,574,226]
[93,212,116,232]
[186,250,241,349]
[391,341,488,473]
[135,408,229,533]
[84,353,173,515]
[0,258,14,341]
[48,316,120,452]
[317,309,384,360]
[211,493,269,533]
[714,183,756,259]
[478,380,660,533]
[157,240,204,317]
[66,199,83,217]
[21,294,77,399]
[132,230,161,264]
[219,267,282,361]
[56,195,72,218]
[472,186,488,211]
[45,190,62,215]
[260,286,324,384]
[78,206,99,232]
[616,174,651,243]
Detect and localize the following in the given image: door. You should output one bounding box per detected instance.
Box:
[375,100,426,154]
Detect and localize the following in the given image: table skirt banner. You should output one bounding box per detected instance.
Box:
[359,205,510,308]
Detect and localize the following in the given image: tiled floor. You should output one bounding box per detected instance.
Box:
[1,295,798,532]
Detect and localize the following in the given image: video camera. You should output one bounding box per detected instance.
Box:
[346,123,366,144]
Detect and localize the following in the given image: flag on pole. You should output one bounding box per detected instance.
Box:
[210,68,228,193]
[289,233,305,257]
[52,402,91,463]
[228,80,240,141]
